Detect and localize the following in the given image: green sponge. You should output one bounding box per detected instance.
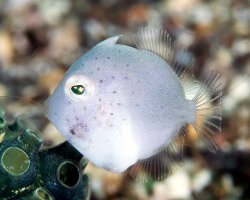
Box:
[0,107,90,200]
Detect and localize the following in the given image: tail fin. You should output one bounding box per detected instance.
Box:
[187,71,222,152]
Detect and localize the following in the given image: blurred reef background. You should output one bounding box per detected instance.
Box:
[0,0,249,200]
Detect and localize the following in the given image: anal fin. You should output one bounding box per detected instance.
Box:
[129,128,187,181]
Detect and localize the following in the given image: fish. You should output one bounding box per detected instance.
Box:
[44,28,222,180]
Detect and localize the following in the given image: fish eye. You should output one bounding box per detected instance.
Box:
[71,85,85,95]
[65,74,96,102]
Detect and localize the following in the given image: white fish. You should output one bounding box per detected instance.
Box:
[45,28,222,180]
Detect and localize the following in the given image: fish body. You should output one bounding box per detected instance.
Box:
[45,29,221,179]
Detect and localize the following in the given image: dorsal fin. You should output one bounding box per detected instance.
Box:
[129,128,187,181]
[96,35,122,47]
[135,28,194,77]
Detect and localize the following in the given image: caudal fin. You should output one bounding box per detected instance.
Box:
[189,71,222,152]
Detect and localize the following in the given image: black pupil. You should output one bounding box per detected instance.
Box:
[71,85,85,95]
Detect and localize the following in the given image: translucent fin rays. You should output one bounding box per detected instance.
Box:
[192,71,222,152]
[129,128,187,181]
[135,27,194,77]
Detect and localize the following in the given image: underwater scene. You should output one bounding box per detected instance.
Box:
[0,0,249,199]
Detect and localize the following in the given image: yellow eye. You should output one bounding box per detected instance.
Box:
[71,85,85,95]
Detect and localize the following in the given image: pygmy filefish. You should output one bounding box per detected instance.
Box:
[45,28,222,180]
